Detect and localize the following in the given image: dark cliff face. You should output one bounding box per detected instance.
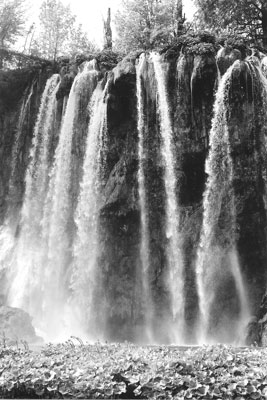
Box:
[0,68,51,224]
[228,60,267,312]
[1,41,267,343]
[97,46,267,341]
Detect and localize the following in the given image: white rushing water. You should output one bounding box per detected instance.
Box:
[0,79,37,274]
[259,57,267,253]
[196,61,250,343]
[5,61,100,341]
[261,56,267,78]
[10,83,35,178]
[7,80,36,221]
[6,74,60,316]
[151,52,185,342]
[229,248,250,342]
[71,77,110,339]
[39,61,99,339]
[136,54,154,342]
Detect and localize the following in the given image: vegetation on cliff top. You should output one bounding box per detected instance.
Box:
[195,0,267,49]
[0,0,25,49]
[1,0,267,67]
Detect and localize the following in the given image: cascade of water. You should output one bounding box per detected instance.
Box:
[24,74,60,219]
[35,61,99,339]
[6,74,60,313]
[136,54,154,342]
[150,52,185,342]
[176,53,187,82]
[258,58,267,237]
[228,249,250,341]
[7,81,36,222]
[0,81,37,271]
[11,85,35,176]
[196,61,250,343]
[70,77,110,339]
[261,56,267,77]
[216,47,224,82]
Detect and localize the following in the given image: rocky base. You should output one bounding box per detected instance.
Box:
[0,306,43,344]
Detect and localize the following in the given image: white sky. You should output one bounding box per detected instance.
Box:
[26,0,196,48]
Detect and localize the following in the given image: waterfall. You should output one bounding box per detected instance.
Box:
[38,60,99,339]
[261,56,267,77]
[151,52,185,342]
[136,54,154,342]
[196,61,250,343]
[5,61,100,341]
[259,58,267,246]
[24,74,60,224]
[0,80,37,272]
[10,84,35,180]
[70,77,110,339]
[7,80,36,222]
[6,74,60,315]
[1,48,265,345]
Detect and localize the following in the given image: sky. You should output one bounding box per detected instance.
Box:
[26,0,196,48]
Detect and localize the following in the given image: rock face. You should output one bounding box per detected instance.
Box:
[98,41,267,341]
[0,67,51,223]
[1,39,267,343]
[0,305,43,343]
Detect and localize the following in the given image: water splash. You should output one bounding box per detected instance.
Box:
[229,248,250,343]
[196,61,250,343]
[150,52,185,343]
[136,54,154,342]
[71,77,110,339]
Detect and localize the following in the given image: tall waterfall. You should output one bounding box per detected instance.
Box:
[7,81,36,222]
[196,61,250,343]
[0,79,38,279]
[71,77,110,339]
[262,56,267,77]
[259,57,267,240]
[1,47,265,345]
[151,52,185,342]
[6,74,60,318]
[136,54,154,342]
[5,61,100,340]
[39,61,99,339]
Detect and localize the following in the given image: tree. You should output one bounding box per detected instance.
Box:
[0,0,26,49]
[194,0,267,49]
[34,0,75,60]
[67,24,99,55]
[114,0,185,53]
[32,0,97,60]
[103,8,112,50]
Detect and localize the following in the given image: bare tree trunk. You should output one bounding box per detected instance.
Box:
[176,0,185,37]
[0,39,4,69]
[262,4,267,49]
[103,8,112,50]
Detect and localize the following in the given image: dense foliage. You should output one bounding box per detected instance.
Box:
[31,0,98,60]
[0,0,25,49]
[194,0,267,49]
[114,0,185,53]
[0,342,267,398]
